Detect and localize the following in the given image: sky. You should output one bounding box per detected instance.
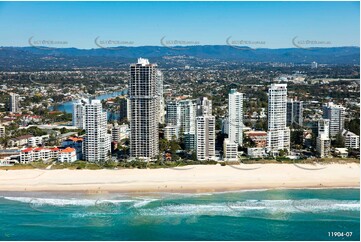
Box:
[0,1,359,49]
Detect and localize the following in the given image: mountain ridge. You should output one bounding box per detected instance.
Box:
[0,46,359,70]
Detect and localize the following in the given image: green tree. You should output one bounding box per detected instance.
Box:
[191,151,197,161]
[279,149,288,157]
[291,129,304,147]
[333,132,345,148]
[254,119,268,131]
[345,118,360,135]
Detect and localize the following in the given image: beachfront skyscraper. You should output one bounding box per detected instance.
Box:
[196,115,216,160]
[228,89,244,146]
[316,119,331,158]
[267,84,290,155]
[322,102,345,138]
[83,99,111,162]
[9,93,20,113]
[129,58,159,160]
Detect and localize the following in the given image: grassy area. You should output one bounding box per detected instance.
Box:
[0,158,358,170]
[0,161,50,170]
[50,161,102,170]
[0,164,35,170]
[117,159,218,169]
[241,157,360,164]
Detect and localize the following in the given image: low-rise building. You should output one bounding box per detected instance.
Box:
[244,131,267,148]
[223,138,238,161]
[62,137,83,160]
[20,147,59,164]
[342,130,360,149]
[334,148,348,158]
[27,135,49,147]
[247,148,267,158]
[58,147,77,163]
[0,149,20,161]
[57,132,78,143]
[7,135,33,147]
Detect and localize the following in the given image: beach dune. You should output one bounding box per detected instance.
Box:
[0,163,359,193]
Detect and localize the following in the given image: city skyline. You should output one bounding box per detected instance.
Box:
[0,1,359,241]
[0,1,359,49]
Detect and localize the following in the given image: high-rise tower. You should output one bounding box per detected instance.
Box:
[286,99,303,127]
[9,93,20,113]
[83,100,111,162]
[129,58,159,160]
[322,102,345,138]
[228,89,244,146]
[267,84,290,154]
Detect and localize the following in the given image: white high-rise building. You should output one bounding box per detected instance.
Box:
[9,93,20,113]
[196,115,215,160]
[83,100,111,162]
[322,102,345,138]
[267,84,290,154]
[129,58,159,160]
[318,119,330,138]
[197,97,212,116]
[178,99,197,135]
[178,99,197,150]
[156,70,165,124]
[316,119,331,158]
[72,99,89,129]
[228,89,244,146]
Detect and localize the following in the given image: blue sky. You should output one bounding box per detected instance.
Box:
[0,1,359,49]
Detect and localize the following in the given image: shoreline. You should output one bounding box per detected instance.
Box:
[0,163,359,194]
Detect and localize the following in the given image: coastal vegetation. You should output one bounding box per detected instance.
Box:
[1,158,358,170]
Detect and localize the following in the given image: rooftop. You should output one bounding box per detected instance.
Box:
[59,147,76,153]
[137,58,149,65]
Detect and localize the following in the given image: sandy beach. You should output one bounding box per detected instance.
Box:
[0,163,359,193]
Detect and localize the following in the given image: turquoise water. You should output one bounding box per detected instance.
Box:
[50,89,128,121]
[0,189,359,241]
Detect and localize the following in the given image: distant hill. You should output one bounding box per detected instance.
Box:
[0,46,359,70]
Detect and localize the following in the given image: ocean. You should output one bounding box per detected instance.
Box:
[0,188,359,241]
